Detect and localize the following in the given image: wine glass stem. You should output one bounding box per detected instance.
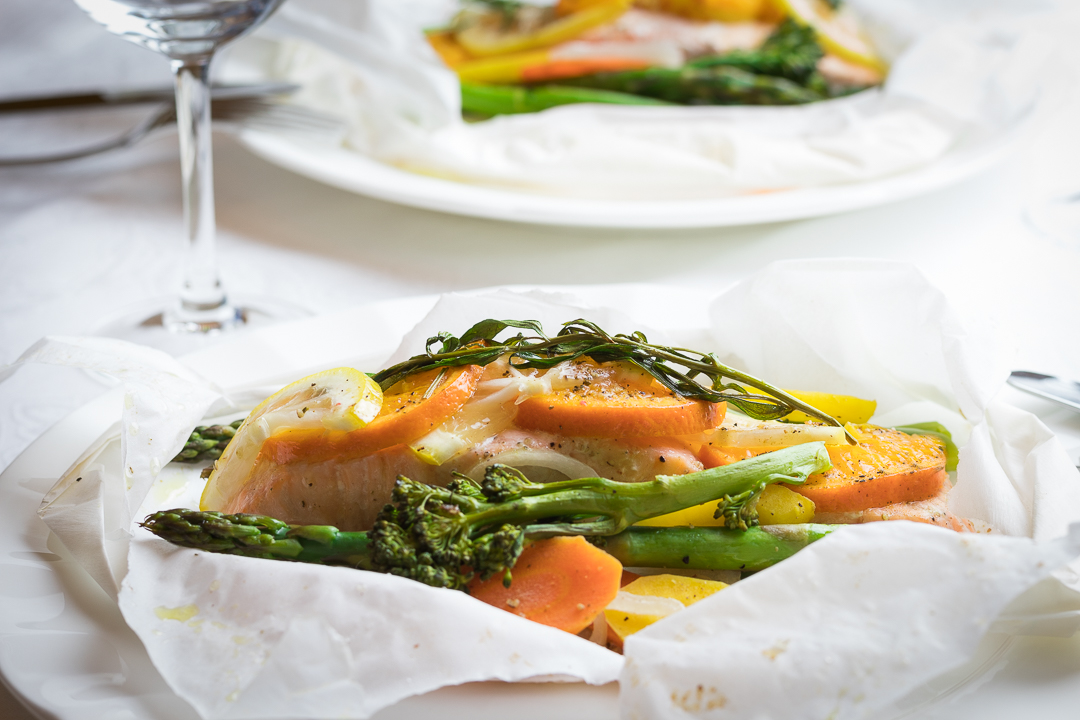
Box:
[166,57,241,331]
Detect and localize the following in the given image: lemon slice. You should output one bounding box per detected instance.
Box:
[778,0,887,73]
[200,368,382,512]
[456,0,630,58]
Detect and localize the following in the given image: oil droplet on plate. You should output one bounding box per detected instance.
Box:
[155,604,199,622]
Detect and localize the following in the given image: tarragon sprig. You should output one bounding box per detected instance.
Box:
[373,318,856,443]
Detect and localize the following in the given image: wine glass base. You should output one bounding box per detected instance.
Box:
[95,295,311,356]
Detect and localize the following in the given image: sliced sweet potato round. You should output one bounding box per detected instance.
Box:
[516,360,725,438]
[787,424,948,513]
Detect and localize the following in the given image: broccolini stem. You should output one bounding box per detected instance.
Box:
[599,524,838,572]
[472,442,832,535]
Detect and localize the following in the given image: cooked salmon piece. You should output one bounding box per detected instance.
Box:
[224,443,444,531]
[225,427,703,530]
[813,481,973,532]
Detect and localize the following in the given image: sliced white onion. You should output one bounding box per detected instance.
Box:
[586,609,608,647]
[464,447,599,483]
[709,423,847,448]
[410,378,530,465]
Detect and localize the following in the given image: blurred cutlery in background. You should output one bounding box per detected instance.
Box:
[1008,371,1080,414]
[0,83,343,166]
[0,82,297,113]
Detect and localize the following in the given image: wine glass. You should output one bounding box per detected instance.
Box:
[72,0,303,347]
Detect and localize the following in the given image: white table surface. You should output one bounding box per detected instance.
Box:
[2,1,1080,718]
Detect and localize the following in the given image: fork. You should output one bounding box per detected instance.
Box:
[0,97,343,167]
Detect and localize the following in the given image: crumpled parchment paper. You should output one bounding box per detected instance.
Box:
[14,259,1080,719]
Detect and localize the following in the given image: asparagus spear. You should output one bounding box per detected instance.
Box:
[141,510,837,575]
[141,509,375,567]
[143,442,832,590]
[560,65,826,106]
[172,420,243,463]
[462,82,673,117]
[599,524,837,572]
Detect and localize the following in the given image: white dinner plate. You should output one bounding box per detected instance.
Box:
[238,112,1028,229]
[4,293,1080,720]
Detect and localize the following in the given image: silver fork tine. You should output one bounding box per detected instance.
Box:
[218,99,345,135]
[0,96,343,167]
[0,102,175,166]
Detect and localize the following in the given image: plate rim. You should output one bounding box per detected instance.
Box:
[238,107,1032,229]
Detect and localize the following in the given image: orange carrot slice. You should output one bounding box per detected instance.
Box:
[468,536,623,634]
[520,57,651,82]
[787,425,948,513]
[262,365,484,464]
[517,361,725,438]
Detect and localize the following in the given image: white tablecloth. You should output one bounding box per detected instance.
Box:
[2,1,1080,718]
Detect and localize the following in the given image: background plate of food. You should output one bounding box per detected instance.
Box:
[218,0,1054,227]
[4,261,1080,719]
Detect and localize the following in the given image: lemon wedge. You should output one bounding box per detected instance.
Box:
[200,368,382,512]
[778,0,887,73]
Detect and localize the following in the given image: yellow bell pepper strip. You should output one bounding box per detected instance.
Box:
[456,49,554,83]
[635,483,815,528]
[557,0,624,15]
[634,0,766,23]
[427,30,473,68]
[780,389,877,425]
[454,0,632,57]
[604,574,728,649]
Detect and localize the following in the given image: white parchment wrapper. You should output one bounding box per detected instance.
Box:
[14,260,1080,719]
[218,0,1055,200]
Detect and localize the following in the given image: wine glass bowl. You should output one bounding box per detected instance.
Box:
[73,0,284,60]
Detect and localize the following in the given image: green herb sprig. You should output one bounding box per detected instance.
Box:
[371,318,856,443]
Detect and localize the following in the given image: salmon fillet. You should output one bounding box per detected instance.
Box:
[225,444,444,531]
[813,481,973,532]
[226,428,702,531]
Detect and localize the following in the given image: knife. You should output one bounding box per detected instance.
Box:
[1007,371,1080,413]
[0,83,300,113]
